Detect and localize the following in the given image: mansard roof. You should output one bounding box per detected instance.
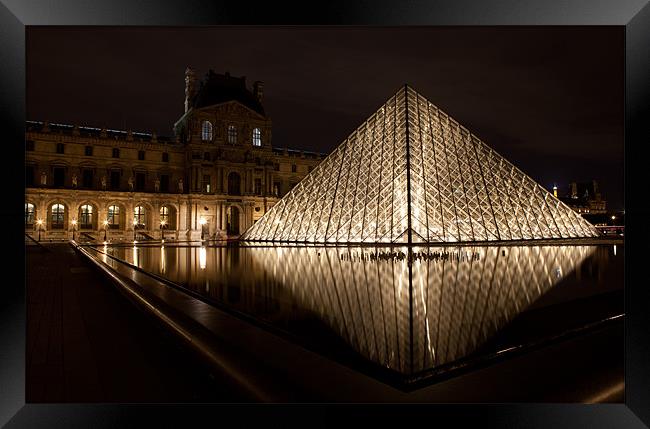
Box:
[25,121,174,144]
[190,70,265,116]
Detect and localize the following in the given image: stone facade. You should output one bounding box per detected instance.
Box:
[25,69,325,242]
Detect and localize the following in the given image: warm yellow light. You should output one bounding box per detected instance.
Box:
[199,217,207,225]
[160,219,166,226]
[611,215,616,220]
[71,219,77,226]
[36,219,43,226]
[133,219,138,226]
[199,246,207,269]
[103,220,109,226]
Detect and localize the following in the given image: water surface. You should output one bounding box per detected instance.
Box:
[101,243,623,382]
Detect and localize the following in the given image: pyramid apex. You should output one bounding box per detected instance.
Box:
[242,86,600,243]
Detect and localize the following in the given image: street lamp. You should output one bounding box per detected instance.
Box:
[133,218,138,241]
[71,219,77,241]
[611,215,616,221]
[36,219,43,241]
[160,219,166,241]
[103,219,109,242]
[199,217,207,241]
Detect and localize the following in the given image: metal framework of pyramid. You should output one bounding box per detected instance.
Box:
[242,85,600,243]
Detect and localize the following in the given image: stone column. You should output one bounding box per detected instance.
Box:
[153,202,162,238]
[179,200,189,238]
[125,201,134,234]
[215,200,222,232]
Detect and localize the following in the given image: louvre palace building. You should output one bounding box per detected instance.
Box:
[25,69,325,242]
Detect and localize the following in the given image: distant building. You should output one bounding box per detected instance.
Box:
[25,69,325,242]
[557,180,607,215]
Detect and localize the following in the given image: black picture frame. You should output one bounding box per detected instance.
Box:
[2,0,648,427]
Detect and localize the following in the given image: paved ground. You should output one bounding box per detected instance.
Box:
[26,243,248,402]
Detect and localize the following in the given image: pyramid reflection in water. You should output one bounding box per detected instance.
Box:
[243,86,599,243]
[249,245,595,375]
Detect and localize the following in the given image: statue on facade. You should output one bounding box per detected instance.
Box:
[128,175,134,191]
[101,175,107,190]
[178,178,184,193]
[40,171,47,186]
[154,178,160,192]
[71,173,78,188]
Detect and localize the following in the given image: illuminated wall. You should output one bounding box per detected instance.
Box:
[242,86,599,243]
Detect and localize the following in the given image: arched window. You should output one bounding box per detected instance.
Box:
[201,121,213,141]
[134,206,146,229]
[51,204,65,229]
[108,205,120,229]
[79,204,93,229]
[252,128,262,146]
[228,125,237,144]
[159,205,176,229]
[25,203,35,227]
[160,206,169,227]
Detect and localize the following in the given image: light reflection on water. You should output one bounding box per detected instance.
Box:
[105,244,619,375]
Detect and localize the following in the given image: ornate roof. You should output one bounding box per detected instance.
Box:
[190,70,265,116]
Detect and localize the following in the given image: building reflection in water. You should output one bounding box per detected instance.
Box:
[106,244,597,375]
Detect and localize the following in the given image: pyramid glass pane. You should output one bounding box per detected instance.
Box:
[242,86,599,243]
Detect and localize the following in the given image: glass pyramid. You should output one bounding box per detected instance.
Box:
[242,85,600,243]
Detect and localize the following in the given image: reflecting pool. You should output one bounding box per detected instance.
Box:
[100,243,623,381]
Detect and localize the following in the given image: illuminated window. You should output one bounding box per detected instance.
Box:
[51,204,65,229]
[108,205,120,229]
[25,203,35,226]
[134,206,146,229]
[159,205,175,229]
[201,121,213,141]
[228,125,237,144]
[252,128,262,146]
[160,206,169,224]
[80,204,93,229]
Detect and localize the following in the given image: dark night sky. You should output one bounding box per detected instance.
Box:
[26,27,624,210]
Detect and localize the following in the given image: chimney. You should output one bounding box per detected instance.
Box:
[253,81,264,102]
[184,67,197,113]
